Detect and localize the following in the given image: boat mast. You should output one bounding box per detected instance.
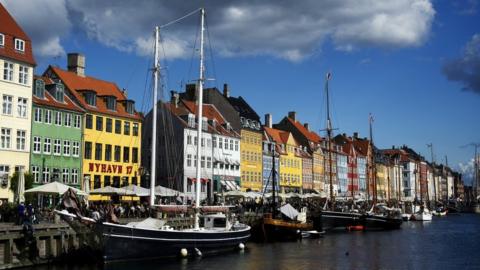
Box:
[325,73,334,210]
[475,145,479,199]
[194,8,205,230]
[369,113,377,206]
[427,143,437,203]
[271,143,277,217]
[150,26,160,206]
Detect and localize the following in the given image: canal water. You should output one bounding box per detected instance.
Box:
[35,214,480,270]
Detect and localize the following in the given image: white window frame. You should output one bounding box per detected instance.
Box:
[32,166,40,183]
[62,168,69,183]
[16,130,26,150]
[33,136,41,153]
[44,109,51,124]
[72,141,80,157]
[53,139,61,156]
[3,62,13,81]
[55,111,62,126]
[18,65,28,84]
[187,154,192,167]
[43,138,51,154]
[73,115,81,128]
[15,38,25,52]
[34,107,42,122]
[0,33,4,46]
[63,140,70,156]
[42,167,50,183]
[17,97,27,118]
[2,95,12,115]
[71,169,78,184]
[64,113,71,127]
[1,128,11,149]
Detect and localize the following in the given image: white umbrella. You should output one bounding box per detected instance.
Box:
[90,186,135,196]
[17,167,25,203]
[82,176,90,195]
[155,185,184,197]
[25,181,87,196]
[123,184,150,197]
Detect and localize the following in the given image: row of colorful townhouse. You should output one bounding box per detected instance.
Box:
[0,4,142,203]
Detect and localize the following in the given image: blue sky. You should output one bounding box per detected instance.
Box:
[2,0,479,184]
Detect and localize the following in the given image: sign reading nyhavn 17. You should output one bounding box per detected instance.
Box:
[88,163,134,174]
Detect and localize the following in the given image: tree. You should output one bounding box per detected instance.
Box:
[9,171,34,202]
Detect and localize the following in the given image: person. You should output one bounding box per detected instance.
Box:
[17,202,26,225]
[26,203,37,224]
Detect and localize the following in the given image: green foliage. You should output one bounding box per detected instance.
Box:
[9,171,34,200]
[0,202,17,222]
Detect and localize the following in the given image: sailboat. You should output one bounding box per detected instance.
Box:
[56,8,250,262]
[318,73,364,231]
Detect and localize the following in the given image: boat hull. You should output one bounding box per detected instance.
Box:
[262,217,313,241]
[363,215,403,230]
[100,223,251,262]
[411,213,432,221]
[320,211,364,230]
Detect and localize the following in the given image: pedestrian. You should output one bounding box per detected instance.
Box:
[17,202,26,225]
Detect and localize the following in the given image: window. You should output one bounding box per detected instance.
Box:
[2,95,12,115]
[94,175,101,189]
[187,135,192,145]
[53,139,61,155]
[115,120,121,134]
[219,138,223,149]
[33,136,41,153]
[0,127,11,149]
[201,157,205,168]
[132,123,138,136]
[73,115,81,128]
[123,146,130,162]
[32,166,40,183]
[43,138,51,154]
[84,92,96,106]
[72,141,80,157]
[114,146,121,162]
[17,98,27,117]
[95,143,102,160]
[201,138,205,147]
[15,38,25,51]
[19,65,28,84]
[42,167,50,183]
[55,111,62,125]
[44,109,51,123]
[213,137,217,148]
[187,154,192,167]
[126,101,134,114]
[105,97,116,111]
[112,176,120,187]
[224,138,228,150]
[122,177,129,187]
[104,175,111,187]
[64,113,72,127]
[34,80,45,98]
[132,177,138,186]
[84,141,92,159]
[33,108,41,122]
[230,139,234,150]
[16,130,26,150]
[105,144,112,161]
[207,157,211,168]
[3,62,13,81]
[106,118,112,133]
[96,116,103,131]
[62,168,69,183]
[85,114,93,129]
[235,141,239,151]
[0,33,4,46]
[132,147,138,163]
[71,169,78,184]
[124,121,130,135]
[194,136,197,146]
[63,140,70,156]
[54,84,64,102]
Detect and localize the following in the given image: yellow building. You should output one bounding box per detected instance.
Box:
[376,163,387,201]
[240,129,263,191]
[45,54,142,198]
[264,127,302,192]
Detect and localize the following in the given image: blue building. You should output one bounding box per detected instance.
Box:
[262,138,280,193]
[337,153,348,196]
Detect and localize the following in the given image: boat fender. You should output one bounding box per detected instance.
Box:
[238,243,245,250]
[180,248,188,257]
[195,248,202,257]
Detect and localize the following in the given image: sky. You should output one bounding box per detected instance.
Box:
[1,0,479,184]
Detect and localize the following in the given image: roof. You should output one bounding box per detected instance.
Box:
[352,138,370,157]
[182,100,226,125]
[47,66,142,120]
[32,76,85,113]
[264,127,293,145]
[286,117,322,143]
[0,3,36,65]
[227,96,260,121]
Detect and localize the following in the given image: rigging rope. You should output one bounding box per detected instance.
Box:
[159,8,202,29]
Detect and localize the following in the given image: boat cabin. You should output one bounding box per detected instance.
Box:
[201,213,231,230]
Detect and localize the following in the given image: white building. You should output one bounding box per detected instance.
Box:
[402,161,417,202]
[0,4,36,203]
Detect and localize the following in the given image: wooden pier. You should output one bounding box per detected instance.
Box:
[0,222,92,269]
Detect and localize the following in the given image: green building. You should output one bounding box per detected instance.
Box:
[30,77,84,187]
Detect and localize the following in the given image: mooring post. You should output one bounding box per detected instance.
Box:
[4,238,14,264]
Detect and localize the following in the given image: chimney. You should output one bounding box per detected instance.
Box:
[353,132,358,138]
[67,53,85,77]
[186,84,196,100]
[122,88,128,97]
[265,113,272,128]
[288,111,297,121]
[170,91,179,108]
[304,123,309,130]
[223,83,230,98]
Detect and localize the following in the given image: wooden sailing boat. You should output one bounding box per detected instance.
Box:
[56,8,250,262]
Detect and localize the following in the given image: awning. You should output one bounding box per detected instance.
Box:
[221,180,240,191]
[188,178,210,183]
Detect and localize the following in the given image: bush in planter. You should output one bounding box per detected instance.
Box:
[0,202,17,222]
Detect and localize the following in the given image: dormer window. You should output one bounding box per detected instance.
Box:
[82,91,97,106]
[54,84,64,103]
[105,96,117,111]
[124,100,135,114]
[187,113,195,128]
[15,38,25,52]
[0,34,4,46]
[34,80,45,99]
[202,117,208,131]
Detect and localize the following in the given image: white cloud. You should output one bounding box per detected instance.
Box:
[1,0,436,62]
[458,158,478,185]
[1,0,70,58]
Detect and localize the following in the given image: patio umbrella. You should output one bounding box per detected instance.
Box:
[17,167,25,203]
[25,181,87,196]
[90,186,135,196]
[154,185,184,197]
[123,184,150,197]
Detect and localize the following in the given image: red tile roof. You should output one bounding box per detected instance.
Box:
[0,3,36,65]
[182,100,227,125]
[32,76,85,113]
[264,127,298,146]
[287,117,322,143]
[47,66,142,120]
